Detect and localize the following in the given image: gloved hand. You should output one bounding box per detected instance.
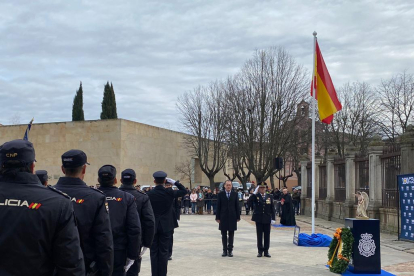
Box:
[124,258,135,272]
[271,220,276,224]
[139,247,148,258]
[166,178,176,184]
[253,186,259,194]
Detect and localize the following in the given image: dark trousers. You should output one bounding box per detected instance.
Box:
[113,249,127,276]
[126,249,141,276]
[150,231,172,276]
[212,203,217,215]
[168,230,174,257]
[256,222,271,253]
[221,230,234,251]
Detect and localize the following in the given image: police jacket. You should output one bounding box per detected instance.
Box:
[0,172,85,276]
[99,186,142,260]
[249,193,276,224]
[119,184,155,248]
[55,177,113,275]
[147,182,187,233]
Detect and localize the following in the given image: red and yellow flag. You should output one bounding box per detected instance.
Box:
[311,41,342,124]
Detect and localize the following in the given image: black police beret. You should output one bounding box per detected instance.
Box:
[35,170,48,183]
[153,171,167,179]
[61,149,90,168]
[0,139,36,166]
[98,165,116,181]
[122,168,136,184]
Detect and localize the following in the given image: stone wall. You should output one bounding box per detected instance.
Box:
[0,119,209,187]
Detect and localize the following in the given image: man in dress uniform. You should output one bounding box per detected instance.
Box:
[147,171,187,276]
[119,168,155,276]
[0,139,85,275]
[35,169,48,186]
[98,165,142,276]
[216,180,240,257]
[164,181,181,261]
[55,149,114,275]
[249,183,275,257]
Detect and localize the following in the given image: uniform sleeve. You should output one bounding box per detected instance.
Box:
[175,182,187,197]
[52,199,86,276]
[235,194,240,220]
[127,198,141,259]
[271,197,276,220]
[215,194,221,221]
[92,196,114,276]
[141,196,155,248]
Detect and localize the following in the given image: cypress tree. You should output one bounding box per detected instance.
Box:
[72,82,85,121]
[101,81,118,119]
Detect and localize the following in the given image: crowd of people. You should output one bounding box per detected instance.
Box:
[0,138,301,276]
[144,184,301,227]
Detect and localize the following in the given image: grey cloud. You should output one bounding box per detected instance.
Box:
[0,0,413,130]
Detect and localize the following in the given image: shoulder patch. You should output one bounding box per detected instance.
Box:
[48,186,70,199]
[90,187,105,194]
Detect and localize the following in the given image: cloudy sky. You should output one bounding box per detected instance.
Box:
[1,0,413,131]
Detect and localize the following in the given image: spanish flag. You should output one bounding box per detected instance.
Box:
[311,41,342,124]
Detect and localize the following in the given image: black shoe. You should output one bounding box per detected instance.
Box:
[264,252,271,258]
[222,250,227,257]
[257,252,263,257]
[168,256,172,260]
[228,251,233,257]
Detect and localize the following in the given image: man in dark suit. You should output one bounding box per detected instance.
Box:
[146,171,187,276]
[216,180,240,257]
[249,183,275,257]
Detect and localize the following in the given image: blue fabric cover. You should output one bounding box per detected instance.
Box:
[298,233,332,247]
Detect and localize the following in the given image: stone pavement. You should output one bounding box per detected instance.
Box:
[138,214,414,276]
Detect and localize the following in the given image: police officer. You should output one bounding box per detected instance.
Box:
[98,165,142,276]
[147,171,187,276]
[55,149,114,275]
[35,169,48,186]
[164,181,181,261]
[0,139,85,275]
[249,183,275,257]
[119,168,155,276]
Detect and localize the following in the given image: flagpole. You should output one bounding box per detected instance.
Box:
[311,31,317,234]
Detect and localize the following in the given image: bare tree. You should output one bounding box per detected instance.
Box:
[9,113,21,125]
[330,82,379,156]
[377,71,414,143]
[175,159,194,188]
[178,82,229,190]
[226,47,308,184]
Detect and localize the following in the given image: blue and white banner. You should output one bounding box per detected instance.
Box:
[398,174,414,242]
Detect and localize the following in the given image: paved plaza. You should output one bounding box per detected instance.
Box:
[139,215,414,276]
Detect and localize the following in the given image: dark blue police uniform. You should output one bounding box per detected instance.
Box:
[55,150,113,275]
[249,188,276,257]
[120,169,155,276]
[98,165,141,276]
[0,139,85,275]
[147,171,187,276]
[35,169,48,186]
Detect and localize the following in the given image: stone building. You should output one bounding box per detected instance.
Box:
[0,119,209,188]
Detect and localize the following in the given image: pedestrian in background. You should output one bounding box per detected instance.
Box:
[197,188,204,215]
[190,190,197,214]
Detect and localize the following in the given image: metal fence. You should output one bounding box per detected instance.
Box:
[355,155,369,204]
[334,157,346,202]
[381,145,401,208]
[319,163,327,199]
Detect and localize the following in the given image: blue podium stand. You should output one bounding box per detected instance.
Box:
[345,218,381,274]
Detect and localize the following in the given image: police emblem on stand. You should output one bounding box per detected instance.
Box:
[358,233,376,257]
